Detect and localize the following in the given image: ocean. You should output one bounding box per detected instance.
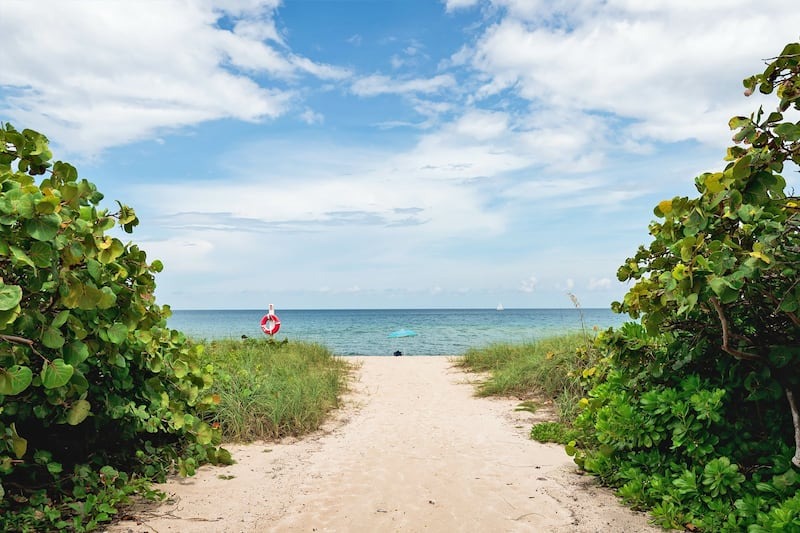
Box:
[167,308,631,356]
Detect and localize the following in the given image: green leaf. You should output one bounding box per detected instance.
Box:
[41,359,74,389]
[42,327,65,349]
[69,370,89,395]
[728,116,750,130]
[52,310,70,328]
[10,424,27,459]
[0,283,22,311]
[774,122,800,142]
[61,279,102,310]
[3,188,34,218]
[86,259,102,281]
[34,195,58,215]
[97,287,117,309]
[173,360,189,378]
[66,399,91,426]
[780,298,798,313]
[28,241,53,267]
[0,365,33,395]
[9,246,35,268]
[731,155,751,181]
[46,461,63,475]
[0,305,20,328]
[53,161,78,182]
[63,340,89,365]
[98,238,124,264]
[709,277,731,297]
[195,423,213,445]
[704,173,724,194]
[23,214,61,241]
[106,323,128,344]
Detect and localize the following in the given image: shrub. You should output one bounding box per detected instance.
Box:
[0,124,229,530]
[570,42,800,531]
[203,338,351,441]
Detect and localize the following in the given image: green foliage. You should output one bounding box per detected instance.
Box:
[529,421,580,445]
[457,333,603,421]
[614,43,799,362]
[457,334,605,425]
[204,338,351,441]
[569,42,800,532]
[0,124,229,530]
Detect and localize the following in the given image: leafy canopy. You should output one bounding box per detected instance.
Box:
[0,124,228,530]
[571,41,800,532]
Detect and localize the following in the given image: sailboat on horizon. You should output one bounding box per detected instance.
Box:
[496,303,504,311]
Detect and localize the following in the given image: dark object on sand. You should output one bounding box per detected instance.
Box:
[393,350,403,357]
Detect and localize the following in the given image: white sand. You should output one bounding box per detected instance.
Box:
[109,356,658,532]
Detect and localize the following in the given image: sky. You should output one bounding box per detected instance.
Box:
[1,1,799,310]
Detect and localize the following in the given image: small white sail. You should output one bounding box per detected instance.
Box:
[496,303,504,311]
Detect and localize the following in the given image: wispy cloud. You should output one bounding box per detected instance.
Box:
[466,0,799,147]
[351,74,456,96]
[520,275,538,293]
[0,0,346,154]
[300,108,324,124]
[444,0,481,12]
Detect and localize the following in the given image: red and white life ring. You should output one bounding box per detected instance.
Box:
[260,313,281,335]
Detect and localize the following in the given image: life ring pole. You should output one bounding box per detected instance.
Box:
[260,304,281,336]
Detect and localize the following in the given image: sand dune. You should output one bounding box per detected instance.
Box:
[110,357,658,532]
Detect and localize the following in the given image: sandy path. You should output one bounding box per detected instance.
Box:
[111,357,657,532]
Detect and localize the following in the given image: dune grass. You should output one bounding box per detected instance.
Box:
[456,333,598,422]
[200,338,352,442]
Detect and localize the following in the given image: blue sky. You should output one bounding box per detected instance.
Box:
[1,0,799,310]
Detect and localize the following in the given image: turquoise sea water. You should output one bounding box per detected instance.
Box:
[168,308,630,356]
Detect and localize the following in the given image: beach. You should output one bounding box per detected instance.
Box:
[110,357,658,532]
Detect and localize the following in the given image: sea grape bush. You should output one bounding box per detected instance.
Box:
[0,125,230,530]
[569,42,800,531]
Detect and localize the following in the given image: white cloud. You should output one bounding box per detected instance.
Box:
[351,74,456,96]
[451,109,509,141]
[138,238,216,273]
[347,34,363,46]
[390,106,612,185]
[409,98,454,121]
[520,275,538,293]
[232,17,284,45]
[0,0,347,154]
[133,138,506,273]
[468,0,800,148]
[300,108,325,124]
[588,278,612,290]
[444,0,481,11]
[290,56,351,80]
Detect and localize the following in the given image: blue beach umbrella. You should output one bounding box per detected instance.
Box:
[388,329,417,338]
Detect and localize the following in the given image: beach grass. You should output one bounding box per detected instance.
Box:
[200,338,352,441]
[456,332,598,422]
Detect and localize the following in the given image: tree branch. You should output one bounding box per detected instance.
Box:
[0,334,45,358]
[709,297,761,360]
[0,334,34,346]
[786,389,800,468]
[765,288,800,328]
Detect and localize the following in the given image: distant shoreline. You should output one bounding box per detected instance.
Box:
[168,306,615,312]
